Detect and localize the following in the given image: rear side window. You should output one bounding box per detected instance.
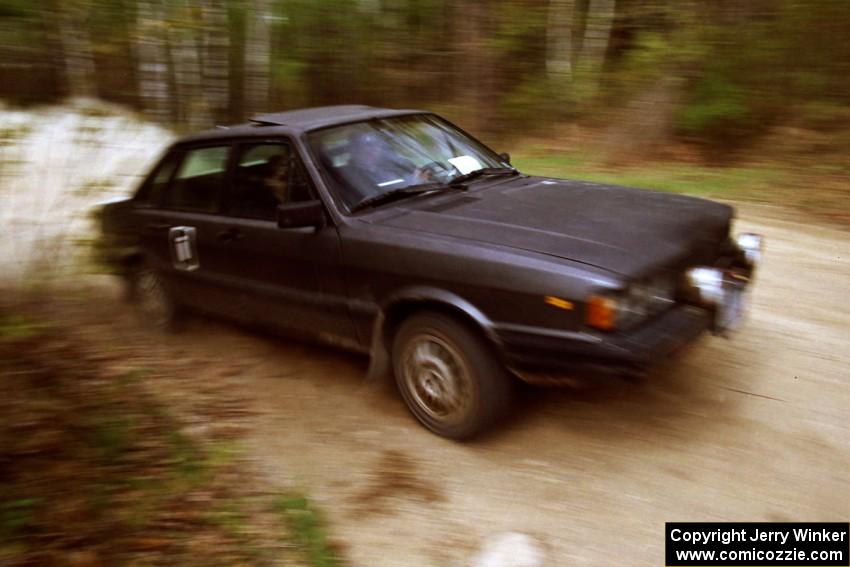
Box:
[162,145,229,213]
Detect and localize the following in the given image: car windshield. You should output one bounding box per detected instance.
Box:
[307,114,511,211]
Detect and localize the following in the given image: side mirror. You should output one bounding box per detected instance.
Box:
[277,200,325,230]
[499,152,511,165]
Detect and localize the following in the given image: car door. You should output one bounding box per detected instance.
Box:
[134,143,237,316]
[209,138,357,344]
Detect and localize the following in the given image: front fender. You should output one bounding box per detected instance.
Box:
[382,285,499,342]
[365,285,500,384]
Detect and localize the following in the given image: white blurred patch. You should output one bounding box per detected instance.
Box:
[471,532,545,567]
[0,98,174,283]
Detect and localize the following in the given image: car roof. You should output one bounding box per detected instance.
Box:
[177,105,427,145]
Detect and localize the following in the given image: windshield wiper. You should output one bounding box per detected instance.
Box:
[350,183,457,213]
[349,167,517,213]
[448,167,518,187]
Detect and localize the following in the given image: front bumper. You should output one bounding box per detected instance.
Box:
[500,232,761,383]
[498,304,711,378]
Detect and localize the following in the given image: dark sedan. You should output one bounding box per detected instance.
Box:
[98,105,763,439]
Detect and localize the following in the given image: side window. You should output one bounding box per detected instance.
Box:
[229,141,316,220]
[135,151,180,206]
[162,145,229,213]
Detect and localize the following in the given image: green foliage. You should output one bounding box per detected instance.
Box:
[511,149,785,201]
[275,494,342,567]
[677,71,750,139]
[89,416,136,462]
[168,428,208,483]
[0,0,34,19]
[0,125,30,147]
[0,498,39,541]
[501,79,567,128]
[0,315,41,340]
[0,0,848,151]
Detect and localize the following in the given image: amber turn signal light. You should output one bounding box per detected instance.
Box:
[544,296,574,310]
[586,295,617,331]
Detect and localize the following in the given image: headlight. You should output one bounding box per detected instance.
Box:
[586,275,675,331]
[735,232,763,266]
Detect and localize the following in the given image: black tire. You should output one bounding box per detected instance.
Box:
[392,312,513,439]
[127,262,182,332]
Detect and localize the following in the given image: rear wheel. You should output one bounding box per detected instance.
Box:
[127,263,182,331]
[392,312,513,439]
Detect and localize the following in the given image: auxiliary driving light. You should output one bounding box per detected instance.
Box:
[735,232,764,266]
[685,267,725,306]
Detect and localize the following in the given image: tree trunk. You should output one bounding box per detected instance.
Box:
[136,0,172,123]
[201,0,230,124]
[546,0,576,81]
[58,2,97,98]
[244,0,271,115]
[169,2,206,129]
[453,0,493,132]
[578,0,616,77]
[601,77,682,163]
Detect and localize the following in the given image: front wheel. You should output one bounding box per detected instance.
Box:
[392,312,513,439]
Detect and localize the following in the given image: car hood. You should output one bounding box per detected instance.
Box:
[364,176,733,277]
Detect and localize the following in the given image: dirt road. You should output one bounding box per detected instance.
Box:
[47,205,850,565]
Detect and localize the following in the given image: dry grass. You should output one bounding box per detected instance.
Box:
[0,293,323,566]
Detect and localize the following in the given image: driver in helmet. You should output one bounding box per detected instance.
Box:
[342,131,431,198]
